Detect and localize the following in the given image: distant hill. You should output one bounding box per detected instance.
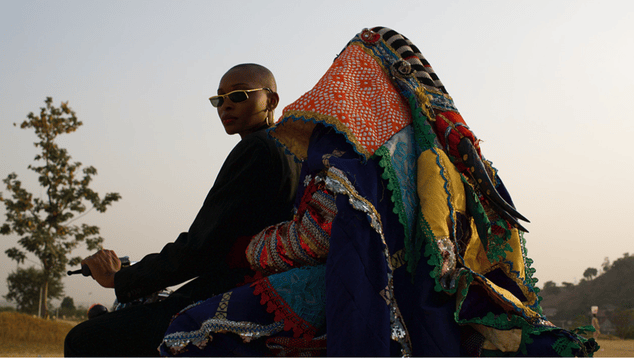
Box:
[539,255,634,331]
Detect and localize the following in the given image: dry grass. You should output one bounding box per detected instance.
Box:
[0,312,632,357]
[0,311,78,357]
[594,337,634,357]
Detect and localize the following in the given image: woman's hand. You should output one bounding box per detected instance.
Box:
[81,249,121,288]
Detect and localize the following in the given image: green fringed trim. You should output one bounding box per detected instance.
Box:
[407,91,459,292]
[518,323,559,355]
[519,232,541,306]
[455,273,540,331]
[457,276,598,356]
[421,212,448,293]
[496,230,542,312]
[462,175,491,249]
[455,271,475,313]
[486,218,514,264]
[456,272,542,330]
[373,146,415,274]
[408,94,437,153]
[419,147,462,294]
[524,325,598,357]
[552,336,580,357]
[475,316,590,356]
[572,325,596,335]
[395,92,445,281]
[419,212,442,289]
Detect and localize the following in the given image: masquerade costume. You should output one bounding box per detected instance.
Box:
[160,27,598,356]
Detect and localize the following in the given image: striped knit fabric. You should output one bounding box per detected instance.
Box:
[372,26,448,94]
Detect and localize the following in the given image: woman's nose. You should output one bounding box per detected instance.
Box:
[220,98,233,110]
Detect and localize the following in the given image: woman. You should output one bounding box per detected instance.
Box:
[65,63,300,357]
[160,28,598,357]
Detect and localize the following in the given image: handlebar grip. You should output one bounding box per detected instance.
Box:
[67,264,92,276]
[82,264,92,276]
[67,255,129,276]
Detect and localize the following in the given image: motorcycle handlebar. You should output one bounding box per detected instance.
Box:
[67,256,130,277]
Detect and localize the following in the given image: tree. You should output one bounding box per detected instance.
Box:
[5,266,63,315]
[583,267,598,281]
[612,308,634,339]
[59,296,77,318]
[601,257,611,273]
[0,97,121,317]
[542,281,560,295]
[60,296,75,311]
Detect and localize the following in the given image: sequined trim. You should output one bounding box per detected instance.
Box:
[162,319,285,355]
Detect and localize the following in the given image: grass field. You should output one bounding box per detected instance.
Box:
[0,311,632,357]
[0,311,77,357]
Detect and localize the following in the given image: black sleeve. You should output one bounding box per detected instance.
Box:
[114,130,298,302]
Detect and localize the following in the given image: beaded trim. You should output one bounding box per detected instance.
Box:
[162,319,285,355]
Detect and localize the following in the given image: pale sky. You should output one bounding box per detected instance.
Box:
[1,0,632,308]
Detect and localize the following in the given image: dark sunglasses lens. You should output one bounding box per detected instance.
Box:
[210,97,223,108]
[228,91,248,103]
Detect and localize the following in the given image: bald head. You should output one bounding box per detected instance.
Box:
[225,63,277,93]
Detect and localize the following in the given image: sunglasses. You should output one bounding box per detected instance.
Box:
[209,88,272,108]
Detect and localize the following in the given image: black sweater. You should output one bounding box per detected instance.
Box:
[114,128,300,303]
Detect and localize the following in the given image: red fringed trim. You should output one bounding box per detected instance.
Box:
[237,271,265,287]
[250,277,317,339]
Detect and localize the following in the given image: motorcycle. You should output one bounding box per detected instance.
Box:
[67,256,172,319]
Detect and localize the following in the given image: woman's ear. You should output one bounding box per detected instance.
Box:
[267,92,280,111]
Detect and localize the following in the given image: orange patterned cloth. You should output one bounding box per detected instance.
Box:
[271,44,412,161]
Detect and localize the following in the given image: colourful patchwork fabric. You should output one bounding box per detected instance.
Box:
[161,26,598,357]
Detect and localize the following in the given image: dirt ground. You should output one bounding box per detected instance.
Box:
[594,338,634,357]
[0,337,631,356]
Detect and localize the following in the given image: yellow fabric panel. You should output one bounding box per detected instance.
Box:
[462,219,492,273]
[416,148,466,239]
[505,229,526,280]
[463,224,539,311]
[475,275,541,321]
